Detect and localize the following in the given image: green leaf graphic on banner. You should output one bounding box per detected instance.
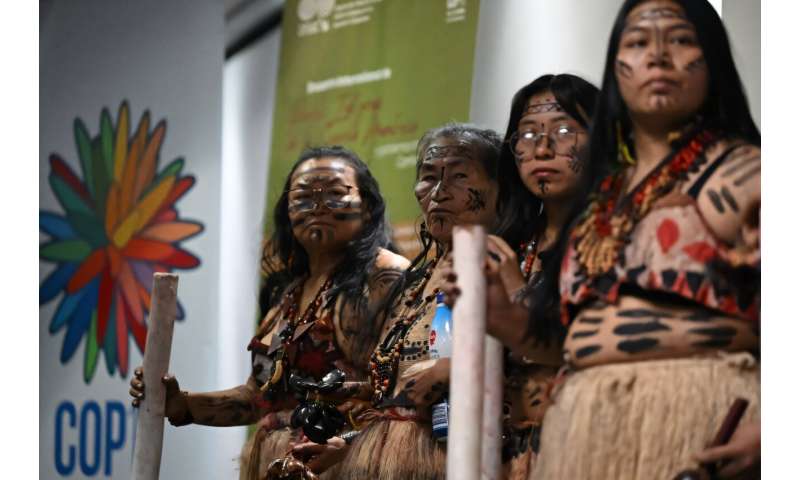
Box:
[85,311,100,383]
[100,108,114,175]
[144,157,184,198]
[39,101,204,382]
[40,239,93,262]
[75,118,95,200]
[103,297,117,376]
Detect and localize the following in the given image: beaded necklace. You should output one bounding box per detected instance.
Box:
[572,129,716,277]
[368,254,442,405]
[263,277,334,392]
[519,235,540,282]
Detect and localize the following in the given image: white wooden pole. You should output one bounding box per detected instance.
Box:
[447,225,487,480]
[132,273,179,480]
[481,337,503,480]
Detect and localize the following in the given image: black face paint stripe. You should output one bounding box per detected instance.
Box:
[617,337,659,354]
[524,101,564,114]
[538,180,548,195]
[720,186,740,212]
[528,386,542,398]
[571,329,599,339]
[691,338,733,349]
[424,145,473,161]
[684,56,706,72]
[613,321,671,335]
[616,59,634,78]
[617,309,668,318]
[720,150,759,178]
[332,212,362,221]
[574,345,602,359]
[294,166,347,177]
[682,310,713,322]
[733,165,760,187]
[567,147,582,173]
[578,316,603,324]
[466,188,487,212]
[688,326,738,338]
[706,189,725,213]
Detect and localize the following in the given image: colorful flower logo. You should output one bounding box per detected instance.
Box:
[40,102,203,383]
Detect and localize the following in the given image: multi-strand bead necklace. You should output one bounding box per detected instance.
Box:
[263,277,334,391]
[369,255,442,404]
[572,129,716,277]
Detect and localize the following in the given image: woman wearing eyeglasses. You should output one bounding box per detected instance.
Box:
[482,74,599,479]
[129,146,409,480]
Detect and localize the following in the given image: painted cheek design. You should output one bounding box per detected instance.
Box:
[466,188,487,213]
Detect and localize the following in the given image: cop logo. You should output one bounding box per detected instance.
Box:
[297,0,335,36]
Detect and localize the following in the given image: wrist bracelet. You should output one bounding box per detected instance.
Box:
[340,430,361,445]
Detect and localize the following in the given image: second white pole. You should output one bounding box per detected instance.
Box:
[447,225,487,480]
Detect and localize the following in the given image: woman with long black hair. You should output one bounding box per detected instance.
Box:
[486,73,599,479]
[467,1,760,478]
[130,146,409,480]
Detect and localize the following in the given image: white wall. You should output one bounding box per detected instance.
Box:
[470,0,761,132]
[218,26,283,431]
[470,0,625,130]
[39,1,226,478]
[724,0,761,126]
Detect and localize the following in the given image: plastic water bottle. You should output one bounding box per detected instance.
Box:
[430,292,452,442]
[431,398,449,442]
[429,292,452,359]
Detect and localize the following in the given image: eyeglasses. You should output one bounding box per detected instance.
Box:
[286,185,358,213]
[508,125,583,161]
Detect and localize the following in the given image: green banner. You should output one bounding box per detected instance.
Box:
[267,0,480,253]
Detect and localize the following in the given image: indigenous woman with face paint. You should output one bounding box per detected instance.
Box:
[291,124,503,479]
[484,74,599,480]
[129,146,410,480]
[479,1,761,478]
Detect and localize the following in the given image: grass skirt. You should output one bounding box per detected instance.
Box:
[337,407,445,480]
[239,425,345,479]
[532,352,760,480]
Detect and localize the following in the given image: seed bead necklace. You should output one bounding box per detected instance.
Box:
[572,129,717,277]
[519,234,541,282]
[369,254,442,405]
[264,277,334,391]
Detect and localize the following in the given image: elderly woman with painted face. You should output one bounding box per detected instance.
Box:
[129,146,409,480]
[292,124,504,479]
[480,1,761,479]
[482,74,599,480]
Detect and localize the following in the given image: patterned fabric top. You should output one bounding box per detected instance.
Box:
[250,282,359,391]
[392,264,447,387]
[560,177,760,326]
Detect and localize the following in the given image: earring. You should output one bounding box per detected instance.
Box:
[616,122,636,165]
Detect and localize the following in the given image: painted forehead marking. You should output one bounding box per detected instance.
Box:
[294,174,348,188]
[524,99,564,115]
[628,6,686,24]
[423,144,473,161]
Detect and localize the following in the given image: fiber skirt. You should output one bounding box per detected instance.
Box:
[532,352,760,480]
[337,407,446,480]
[239,426,296,480]
[239,424,342,480]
